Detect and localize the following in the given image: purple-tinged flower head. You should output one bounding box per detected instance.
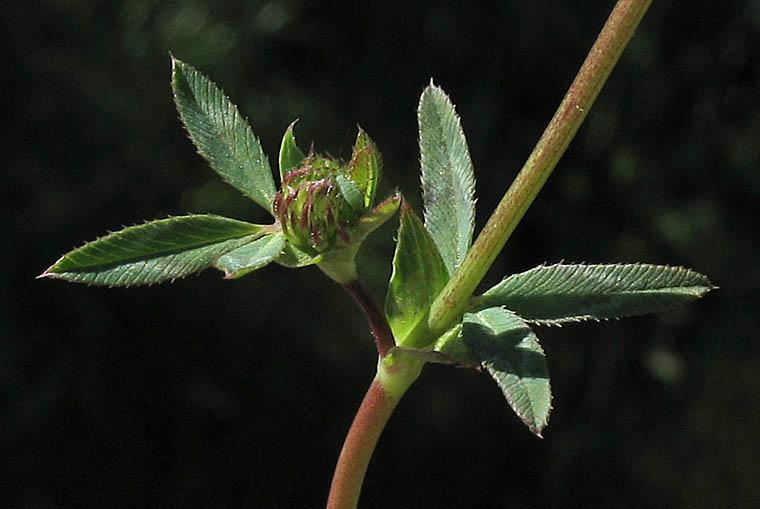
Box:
[273,128,394,256]
[273,153,361,252]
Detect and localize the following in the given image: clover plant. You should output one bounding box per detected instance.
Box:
[40,1,713,506]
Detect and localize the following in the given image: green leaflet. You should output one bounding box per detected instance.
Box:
[474,263,716,325]
[279,120,305,183]
[172,57,277,213]
[351,128,382,208]
[336,175,365,213]
[463,307,552,436]
[215,234,285,278]
[41,215,264,286]
[386,346,469,366]
[347,192,401,244]
[385,202,449,347]
[275,240,323,268]
[418,83,476,276]
[432,323,477,366]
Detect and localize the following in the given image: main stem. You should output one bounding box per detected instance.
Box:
[326,376,402,509]
[328,1,653,507]
[428,0,653,336]
[331,280,423,508]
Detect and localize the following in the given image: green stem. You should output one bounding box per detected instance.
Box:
[428,0,653,336]
[328,1,653,506]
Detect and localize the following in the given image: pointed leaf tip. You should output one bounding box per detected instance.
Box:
[172,59,276,213]
[463,307,552,436]
[43,215,265,286]
[385,201,449,348]
[477,263,715,325]
[418,84,476,276]
[279,120,305,183]
[351,128,382,208]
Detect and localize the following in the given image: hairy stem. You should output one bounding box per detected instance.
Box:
[329,1,653,506]
[428,0,653,336]
[342,280,395,357]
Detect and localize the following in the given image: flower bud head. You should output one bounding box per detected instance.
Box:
[273,153,363,253]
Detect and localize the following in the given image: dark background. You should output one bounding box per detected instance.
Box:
[5,1,759,507]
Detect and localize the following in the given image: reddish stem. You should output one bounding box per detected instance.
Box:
[327,378,401,508]
[342,280,395,357]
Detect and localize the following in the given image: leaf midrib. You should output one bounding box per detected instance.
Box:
[56,229,260,271]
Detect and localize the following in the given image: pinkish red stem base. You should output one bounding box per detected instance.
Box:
[327,378,401,508]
